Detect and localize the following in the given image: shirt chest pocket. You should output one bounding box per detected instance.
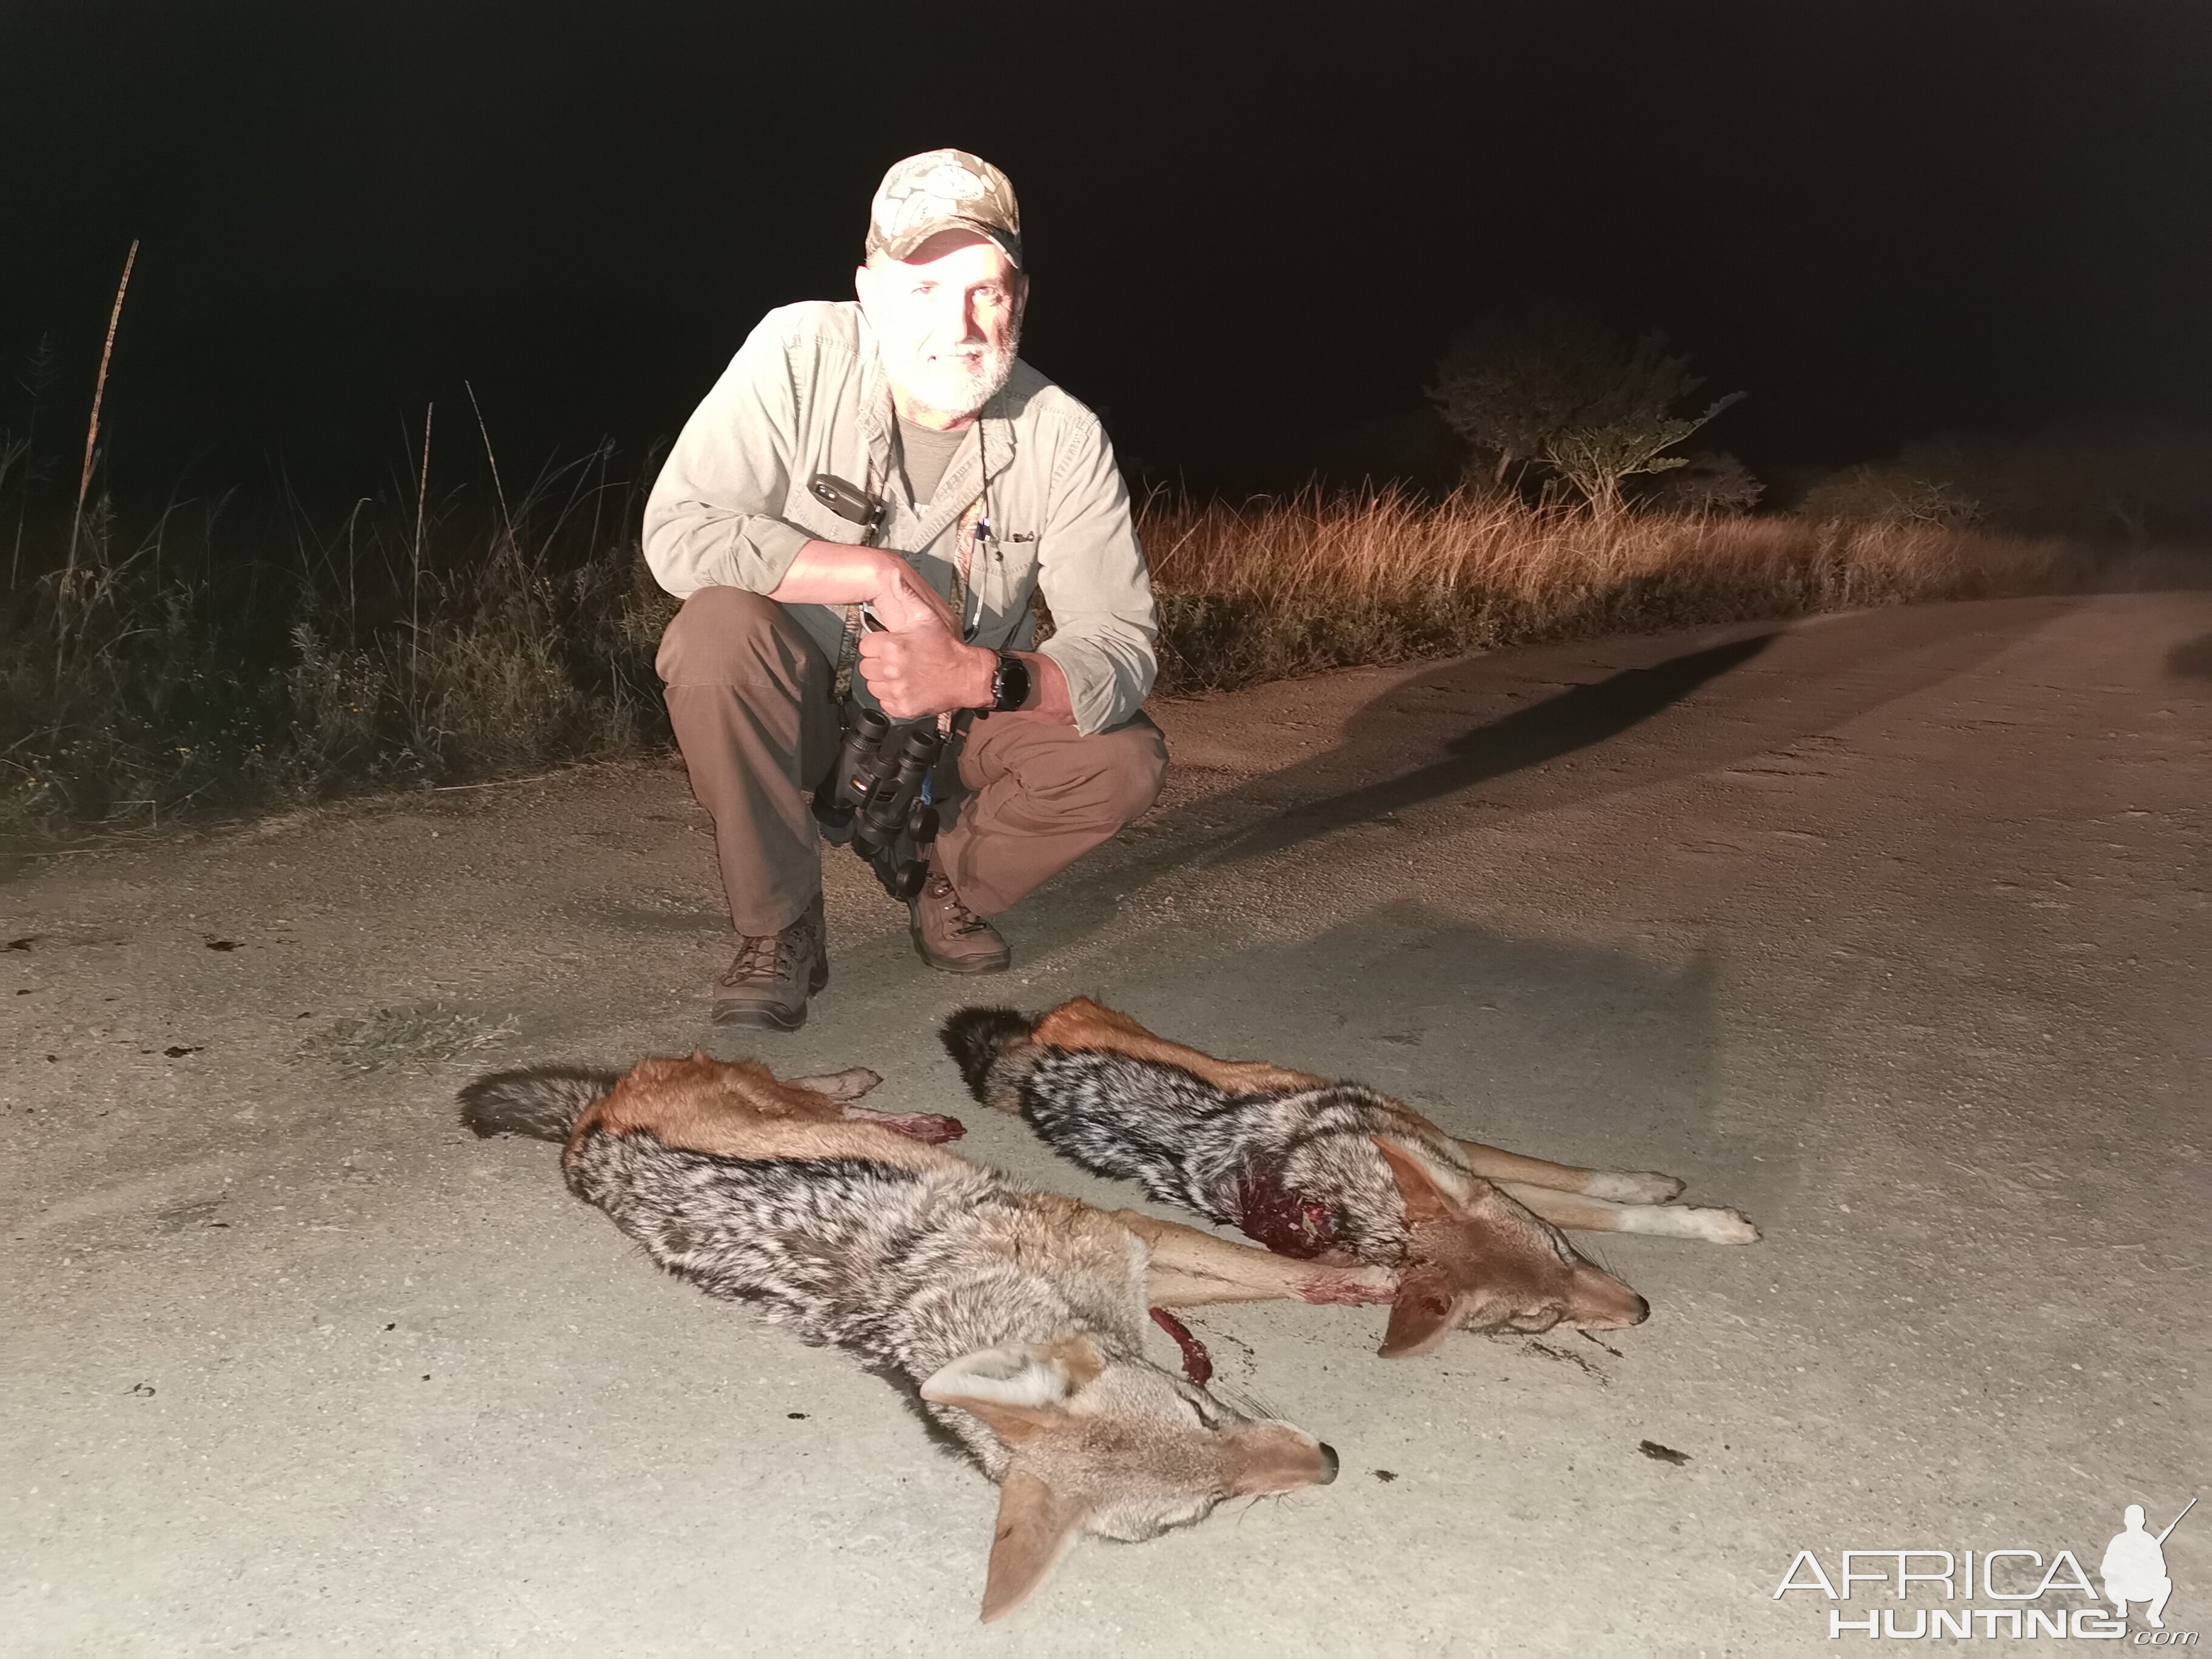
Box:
[970,530,1041,643]
[782,479,876,546]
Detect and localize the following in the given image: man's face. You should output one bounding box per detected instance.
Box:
[856,230,1025,427]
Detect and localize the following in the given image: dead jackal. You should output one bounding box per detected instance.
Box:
[943,999,1760,1357]
[461,1051,1391,1620]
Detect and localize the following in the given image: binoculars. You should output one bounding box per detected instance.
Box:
[811,706,947,900]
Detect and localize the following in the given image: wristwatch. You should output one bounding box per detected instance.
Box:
[988,652,1031,714]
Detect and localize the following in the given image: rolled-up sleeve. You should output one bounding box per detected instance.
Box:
[1033,420,1159,736]
[642,317,813,598]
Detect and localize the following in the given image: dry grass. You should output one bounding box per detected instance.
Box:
[1,447,677,838]
[1137,488,2152,692]
[3,468,2193,840]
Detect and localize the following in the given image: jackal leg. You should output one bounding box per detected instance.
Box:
[1452,1139,1686,1203]
[1114,1210,1397,1308]
[574,1059,964,1173]
[1041,1000,1716,1215]
[1034,1000,1327,1097]
[837,1104,967,1144]
[1496,1181,1760,1244]
[785,1067,883,1103]
[782,1068,964,1142]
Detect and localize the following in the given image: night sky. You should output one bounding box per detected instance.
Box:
[7,1,2210,505]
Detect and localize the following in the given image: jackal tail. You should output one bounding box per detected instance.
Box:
[459,1065,621,1141]
[940,1007,1036,1098]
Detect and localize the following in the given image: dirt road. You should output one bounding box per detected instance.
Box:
[5,593,2205,1655]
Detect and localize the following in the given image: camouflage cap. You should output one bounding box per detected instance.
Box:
[865,149,1023,269]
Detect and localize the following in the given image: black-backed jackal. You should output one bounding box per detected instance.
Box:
[461,1051,1396,1620]
[942,999,1759,1358]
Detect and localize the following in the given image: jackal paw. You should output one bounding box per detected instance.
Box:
[1587,1170,1686,1204]
[794,1066,883,1102]
[1681,1205,1759,1245]
[874,1111,967,1145]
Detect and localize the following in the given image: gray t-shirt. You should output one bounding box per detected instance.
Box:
[895,414,968,508]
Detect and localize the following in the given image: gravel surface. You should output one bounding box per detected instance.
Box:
[4,592,2205,1655]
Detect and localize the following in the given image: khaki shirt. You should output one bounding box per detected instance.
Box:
[643,301,1159,736]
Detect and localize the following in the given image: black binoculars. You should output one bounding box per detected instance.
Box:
[811,705,947,900]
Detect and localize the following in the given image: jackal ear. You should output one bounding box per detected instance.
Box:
[920,1336,1104,1441]
[1378,1264,1459,1359]
[1373,1136,1462,1225]
[980,1468,1087,1622]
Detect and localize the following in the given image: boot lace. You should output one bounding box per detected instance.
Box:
[722,926,799,986]
[924,873,992,936]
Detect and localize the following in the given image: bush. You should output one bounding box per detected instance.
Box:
[1429,301,1744,514]
[1799,466,1985,529]
[1635,451,1765,515]
[1795,421,2212,542]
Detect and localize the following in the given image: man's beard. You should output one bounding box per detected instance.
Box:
[881,332,1019,423]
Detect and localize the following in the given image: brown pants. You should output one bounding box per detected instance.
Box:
[657,588,1169,935]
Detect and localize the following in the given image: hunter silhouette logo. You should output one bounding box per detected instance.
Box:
[1772,1496,2197,1641]
[2104,1500,2193,1631]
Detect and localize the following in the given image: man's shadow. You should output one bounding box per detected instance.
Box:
[768,596,2084,1062]
[2167,631,2212,685]
[1013,595,2082,955]
[1213,632,1772,864]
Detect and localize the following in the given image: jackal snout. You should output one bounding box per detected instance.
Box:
[1375,1139,1649,1356]
[920,1333,1337,1621]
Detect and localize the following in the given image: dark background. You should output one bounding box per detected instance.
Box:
[6,0,2210,507]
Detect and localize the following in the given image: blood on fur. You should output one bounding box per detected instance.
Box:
[1228,1164,1342,1261]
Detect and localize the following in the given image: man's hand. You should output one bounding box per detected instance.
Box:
[865,557,960,635]
[765,541,1073,723]
[858,615,994,719]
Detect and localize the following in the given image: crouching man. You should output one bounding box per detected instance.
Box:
[644,149,1167,1030]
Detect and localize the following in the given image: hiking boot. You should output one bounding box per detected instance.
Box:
[909,862,1011,975]
[711,893,829,1030]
